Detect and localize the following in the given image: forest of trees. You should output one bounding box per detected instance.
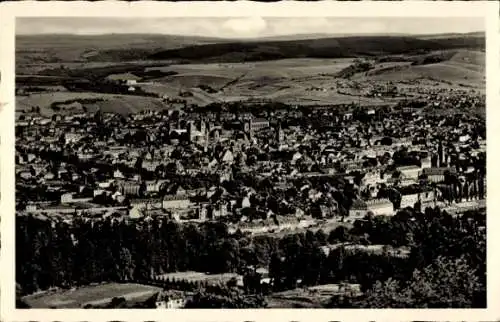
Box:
[16,206,485,308]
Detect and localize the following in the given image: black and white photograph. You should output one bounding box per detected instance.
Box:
[3,1,498,318]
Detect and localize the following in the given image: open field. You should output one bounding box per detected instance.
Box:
[22,283,161,308]
[138,51,484,106]
[267,283,362,308]
[267,288,329,308]
[16,33,485,111]
[16,92,166,116]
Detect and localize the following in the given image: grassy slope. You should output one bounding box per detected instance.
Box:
[16,92,166,116]
[22,283,161,308]
[352,50,485,85]
[138,49,484,106]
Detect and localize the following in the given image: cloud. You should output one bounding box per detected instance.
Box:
[222,17,268,37]
[16,17,484,38]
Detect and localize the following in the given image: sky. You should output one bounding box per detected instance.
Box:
[16,17,485,39]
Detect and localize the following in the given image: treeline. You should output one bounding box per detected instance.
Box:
[38,63,167,79]
[50,98,105,112]
[63,80,158,97]
[336,59,374,79]
[411,51,457,66]
[16,207,485,307]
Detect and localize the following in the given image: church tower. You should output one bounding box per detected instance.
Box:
[188,121,197,143]
[437,140,444,167]
[277,122,284,145]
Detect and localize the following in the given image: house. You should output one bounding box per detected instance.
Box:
[400,190,435,208]
[221,150,234,164]
[142,160,161,172]
[114,169,126,179]
[311,204,334,218]
[362,168,385,186]
[129,207,143,219]
[130,198,163,210]
[396,165,421,180]
[60,192,74,204]
[18,171,33,180]
[420,156,432,169]
[197,203,209,221]
[242,196,251,208]
[145,180,168,193]
[211,202,229,218]
[106,73,140,86]
[343,112,353,121]
[155,291,187,309]
[64,133,84,144]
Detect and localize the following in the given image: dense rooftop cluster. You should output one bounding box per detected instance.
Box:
[16,89,486,237]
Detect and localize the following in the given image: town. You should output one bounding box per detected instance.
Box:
[14,17,487,309]
[16,91,486,227]
[16,84,486,308]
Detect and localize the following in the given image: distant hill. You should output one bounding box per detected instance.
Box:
[148,34,485,63]
[16,33,484,64]
[16,34,232,64]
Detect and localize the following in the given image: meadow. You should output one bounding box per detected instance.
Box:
[22,283,161,308]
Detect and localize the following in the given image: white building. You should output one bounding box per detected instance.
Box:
[397,165,421,180]
[349,198,394,218]
[162,195,190,210]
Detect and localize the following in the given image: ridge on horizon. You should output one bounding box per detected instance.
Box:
[17,30,484,39]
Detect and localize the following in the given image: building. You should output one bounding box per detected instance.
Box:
[162,195,190,210]
[362,168,386,186]
[349,198,393,218]
[155,291,187,309]
[142,160,161,172]
[118,181,143,196]
[277,123,285,144]
[396,165,421,180]
[244,118,270,134]
[421,167,455,183]
[211,202,229,218]
[145,179,168,193]
[105,73,141,86]
[64,133,84,144]
[420,155,432,169]
[61,192,74,204]
[400,190,436,209]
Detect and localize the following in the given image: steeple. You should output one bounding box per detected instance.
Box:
[277,122,284,145]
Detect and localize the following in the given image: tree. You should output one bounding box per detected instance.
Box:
[360,256,482,308]
[117,247,135,281]
[328,226,349,243]
[315,229,328,246]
